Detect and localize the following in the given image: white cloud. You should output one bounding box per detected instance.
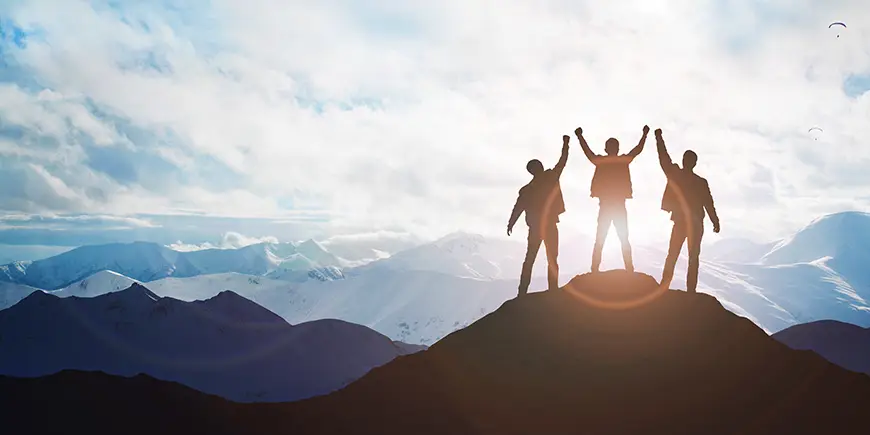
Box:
[1,0,870,244]
[220,231,279,249]
[0,213,158,230]
[167,231,279,251]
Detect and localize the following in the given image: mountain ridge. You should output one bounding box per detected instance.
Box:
[0,283,424,402]
[0,240,350,290]
[773,319,870,375]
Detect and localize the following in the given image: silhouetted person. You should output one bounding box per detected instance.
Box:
[575,125,649,273]
[508,135,569,297]
[655,128,720,293]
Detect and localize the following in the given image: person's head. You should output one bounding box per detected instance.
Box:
[526,159,544,176]
[604,138,619,155]
[682,150,698,170]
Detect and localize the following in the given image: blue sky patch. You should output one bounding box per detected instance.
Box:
[842,74,870,98]
[0,20,32,49]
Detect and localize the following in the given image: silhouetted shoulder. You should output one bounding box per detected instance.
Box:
[519,184,530,196]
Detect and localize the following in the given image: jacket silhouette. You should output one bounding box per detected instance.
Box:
[655,128,720,293]
[576,126,649,273]
[508,135,569,296]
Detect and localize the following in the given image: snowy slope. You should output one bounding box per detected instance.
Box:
[0,240,348,290]
[0,281,43,311]
[295,239,344,268]
[0,270,140,310]
[144,273,293,302]
[319,232,424,265]
[762,212,870,266]
[350,232,534,280]
[0,261,30,282]
[52,270,140,298]
[0,242,184,289]
[0,284,422,402]
[705,238,779,264]
[143,270,553,345]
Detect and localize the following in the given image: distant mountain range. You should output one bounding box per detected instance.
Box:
[0,283,424,402]
[0,239,347,290]
[4,211,870,345]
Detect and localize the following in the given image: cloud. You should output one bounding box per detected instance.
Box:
[0,213,158,230]
[166,231,279,251]
[321,230,420,244]
[220,231,279,248]
[1,0,870,244]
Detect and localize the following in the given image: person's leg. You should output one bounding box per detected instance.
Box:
[519,228,543,297]
[544,222,560,291]
[660,221,687,289]
[613,201,633,272]
[591,203,612,273]
[686,220,705,294]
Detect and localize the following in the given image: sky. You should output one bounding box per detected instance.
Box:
[1,0,870,259]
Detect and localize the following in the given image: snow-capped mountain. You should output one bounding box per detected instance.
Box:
[347,231,609,281]
[0,240,349,290]
[0,270,141,310]
[0,283,424,402]
[0,281,42,312]
[693,212,870,332]
[349,231,534,280]
[704,238,778,264]
[7,211,870,346]
[142,272,292,302]
[318,232,424,265]
[53,270,139,298]
[762,212,870,266]
[141,270,531,346]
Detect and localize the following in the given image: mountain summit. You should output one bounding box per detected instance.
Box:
[761,211,870,265]
[3,271,870,434]
[284,271,870,434]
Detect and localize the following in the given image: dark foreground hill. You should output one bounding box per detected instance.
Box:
[3,271,870,435]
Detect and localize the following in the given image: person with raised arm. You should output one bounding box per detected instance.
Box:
[507,135,570,297]
[575,125,649,273]
[654,128,720,293]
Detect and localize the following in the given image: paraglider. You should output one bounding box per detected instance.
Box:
[829,22,846,38]
[808,127,823,141]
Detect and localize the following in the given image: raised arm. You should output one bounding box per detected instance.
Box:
[627,125,650,159]
[654,129,673,173]
[553,135,570,175]
[507,190,525,236]
[703,180,720,233]
[574,127,599,164]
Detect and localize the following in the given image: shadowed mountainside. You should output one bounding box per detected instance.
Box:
[3,271,870,434]
[0,283,420,402]
[773,319,870,375]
